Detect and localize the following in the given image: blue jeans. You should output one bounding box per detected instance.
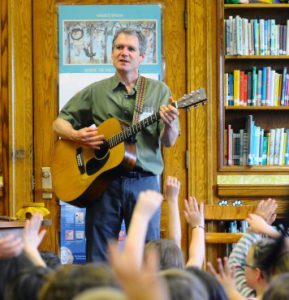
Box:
[85,172,161,262]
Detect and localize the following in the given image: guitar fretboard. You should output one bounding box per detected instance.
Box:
[107,112,160,148]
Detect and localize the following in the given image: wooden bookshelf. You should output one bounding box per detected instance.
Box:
[205,1,289,264]
[225,4,289,9]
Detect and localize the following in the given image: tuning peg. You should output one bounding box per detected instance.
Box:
[202,101,206,106]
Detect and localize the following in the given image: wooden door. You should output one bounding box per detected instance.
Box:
[33,0,188,253]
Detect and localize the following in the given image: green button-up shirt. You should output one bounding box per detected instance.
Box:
[59,74,178,175]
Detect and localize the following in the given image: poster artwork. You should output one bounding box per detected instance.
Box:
[63,20,157,65]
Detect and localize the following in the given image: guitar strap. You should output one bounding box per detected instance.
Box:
[132,76,148,125]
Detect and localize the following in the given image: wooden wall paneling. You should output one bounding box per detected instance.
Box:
[187,0,218,262]
[7,0,33,217]
[33,0,59,252]
[160,0,188,255]
[187,0,217,203]
[0,0,8,213]
[33,0,188,254]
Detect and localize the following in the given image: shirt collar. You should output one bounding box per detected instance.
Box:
[112,73,141,93]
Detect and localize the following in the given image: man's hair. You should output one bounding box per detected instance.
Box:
[112,28,147,55]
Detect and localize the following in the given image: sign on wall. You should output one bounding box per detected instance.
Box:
[58,5,163,108]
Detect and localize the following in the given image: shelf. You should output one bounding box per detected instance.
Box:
[205,232,243,244]
[220,165,289,172]
[225,55,289,60]
[205,204,255,220]
[218,183,289,197]
[225,4,289,9]
[225,106,289,110]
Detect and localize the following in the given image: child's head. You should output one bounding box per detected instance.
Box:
[144,239,184,270]
[245,236,289,290]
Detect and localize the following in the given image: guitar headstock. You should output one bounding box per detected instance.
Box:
[174,88,207,109]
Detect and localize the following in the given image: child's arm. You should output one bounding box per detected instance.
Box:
[124,190,164,269]
[165,176,181,248]
[184,197,205,268]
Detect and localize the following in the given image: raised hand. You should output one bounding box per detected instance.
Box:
[108,241,169,300]
[23,213,47,266]
[165,176,181,203]
[254,198,277,225]
[0,234,23,258]
[207,257,245,300]
[184,196,204,228]
[23,213,46,249]
[133,190,163,221]
[165,176,181,247]
[247,213,280,238]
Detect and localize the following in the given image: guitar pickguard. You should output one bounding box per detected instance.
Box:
[86,141,110,175]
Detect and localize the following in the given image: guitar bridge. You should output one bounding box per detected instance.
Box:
[76,148,85,174]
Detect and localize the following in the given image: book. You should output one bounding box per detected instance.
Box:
[246,115,254,165]
[233,70,240,106]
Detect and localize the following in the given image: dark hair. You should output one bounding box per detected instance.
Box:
[0,252,35,300]
[112,28,147,55]
[263,273,289,300]
[40,251,61,270]
[4,266,52,300]
[39,263,120,300]
[251,236,289,281]
[159,268,209,300]
[186,267,228,300]
[145,239,184,270]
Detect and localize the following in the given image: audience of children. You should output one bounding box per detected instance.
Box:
[1,177,289,300]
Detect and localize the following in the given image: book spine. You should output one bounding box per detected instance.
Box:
[228,73,234,106]
[252,66,258,106]
[247,115,254,165]
[233,69,240,106]
[285,129,289,165]
[260,19,265,55]
[287,20,289,55]
[247,71,252,106]
[228,124,233,166]
[261,66,267,105]
[262,133,268,166]
[257,69,262,106]
[254,19,259,55]
[269,128,276,165]
[281,67,288,106]
[224,73,229,107]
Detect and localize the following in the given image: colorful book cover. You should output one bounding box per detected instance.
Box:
[233,69,240,106]
[261,66,267,105]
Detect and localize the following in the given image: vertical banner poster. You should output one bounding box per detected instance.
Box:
[58,5,162,263]
[58,4,162,109]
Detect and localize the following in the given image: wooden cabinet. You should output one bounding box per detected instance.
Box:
[220,3,289,171]
[205,1,289,263]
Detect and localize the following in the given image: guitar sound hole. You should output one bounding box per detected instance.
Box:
[94,140,109,160]
[86,141,110,176]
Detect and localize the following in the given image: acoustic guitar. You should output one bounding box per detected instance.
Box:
[51,88,207,207]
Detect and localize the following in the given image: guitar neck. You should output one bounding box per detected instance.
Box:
[107,111,161,148]
[105,87,207,149]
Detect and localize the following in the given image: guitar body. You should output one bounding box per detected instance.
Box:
[51,88,207,207]
[51,118,136,207]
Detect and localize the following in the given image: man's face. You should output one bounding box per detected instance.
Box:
[111,33,145,74]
